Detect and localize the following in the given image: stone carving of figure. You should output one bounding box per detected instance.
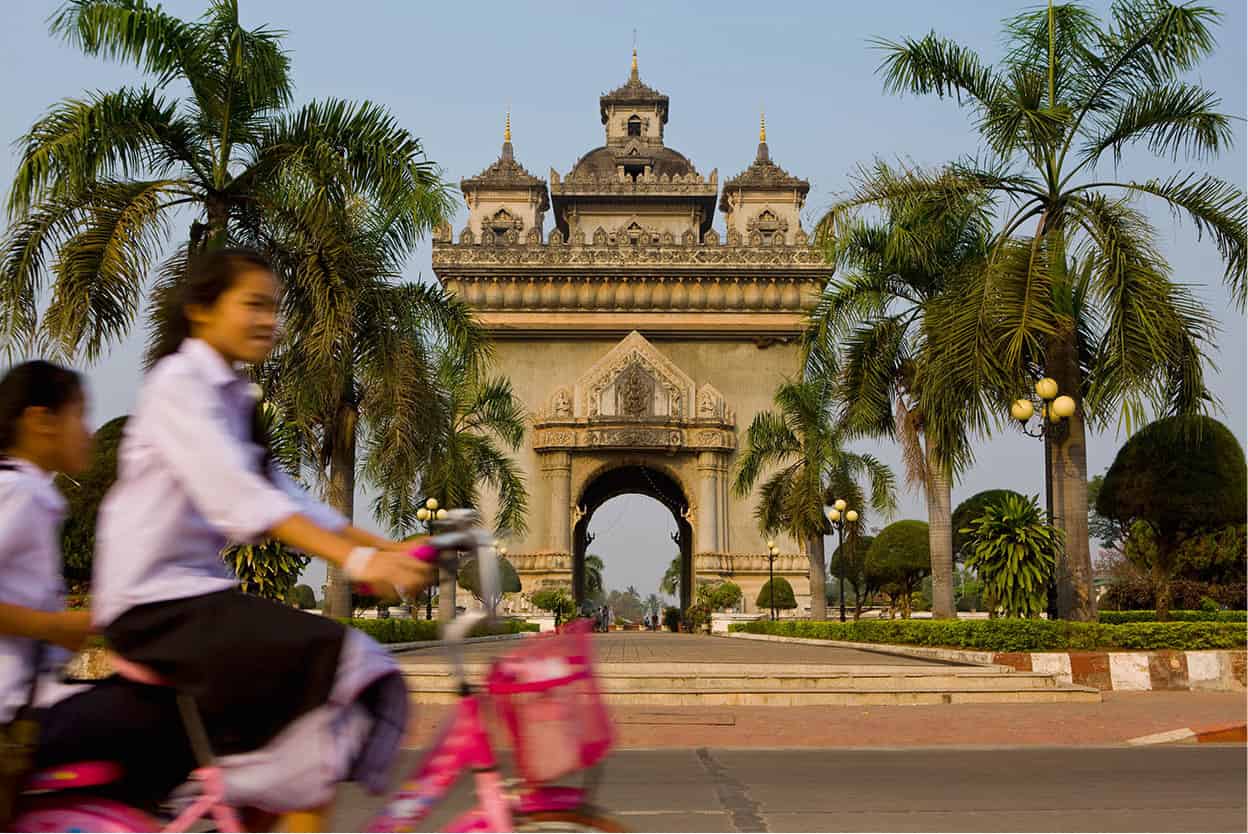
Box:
[551,388,572,418]
[698,388,719,418]
[616,362,655,418]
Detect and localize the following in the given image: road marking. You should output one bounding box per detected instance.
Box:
[1126,728,1197,745]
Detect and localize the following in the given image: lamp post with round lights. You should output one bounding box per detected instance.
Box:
[415,498,447,620]
[826,499,859,623]
[492,540,508,612]
[1010,377,1077,618]
[765,540,779,621]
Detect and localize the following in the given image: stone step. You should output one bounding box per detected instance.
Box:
[405,684,1101,707]
[402,670,1062,692]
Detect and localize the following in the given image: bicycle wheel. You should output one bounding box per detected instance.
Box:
[14,795,160,832]
[515,810,628,832]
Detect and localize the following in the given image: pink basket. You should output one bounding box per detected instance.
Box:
[486,619,613,785]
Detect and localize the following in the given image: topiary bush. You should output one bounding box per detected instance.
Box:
[729,618,1246,652]
[866,520,930,618]
[458,555,522,608]
[756,577,797,613]
[288,584,317,609]
[1097,415,1247,621]
[56,416,128,583]
[663,606,682,632]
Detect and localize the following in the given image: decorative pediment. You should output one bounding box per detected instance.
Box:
[574,331,695,420]
[696,384,734,423]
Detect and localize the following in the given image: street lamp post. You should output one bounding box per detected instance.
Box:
[826,500,859,622]
[491,540,508,612]
[766,540,778,621]
[1011,377,1076,618]
[415,498,448,620]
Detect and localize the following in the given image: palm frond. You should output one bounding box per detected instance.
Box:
[1081,81,1234,167]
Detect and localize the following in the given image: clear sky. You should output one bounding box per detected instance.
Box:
[2,1,1244,601]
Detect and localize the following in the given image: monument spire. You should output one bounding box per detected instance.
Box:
[756,111,770,162]
[501,108,514,160]
[630,46,639,82]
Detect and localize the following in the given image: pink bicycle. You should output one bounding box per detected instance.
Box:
[12,515,625,832]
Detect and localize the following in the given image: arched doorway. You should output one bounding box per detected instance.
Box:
[572,464,694,612]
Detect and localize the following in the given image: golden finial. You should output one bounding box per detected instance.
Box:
[760,111,766,143]
[504,110,511,143]
[631,47,638,75]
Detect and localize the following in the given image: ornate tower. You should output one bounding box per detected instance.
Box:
[433,57,832,616]
[455,114,549,245]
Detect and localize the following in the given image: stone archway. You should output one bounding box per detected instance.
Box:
[571,464,694,612]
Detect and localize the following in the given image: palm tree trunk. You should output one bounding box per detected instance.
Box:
[925,438,955,619]
[205,195,229,251]
[322,401,358,619]
[1048,326,1096,621]
[807,536,827,620]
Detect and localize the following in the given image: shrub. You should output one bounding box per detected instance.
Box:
[341,618,538,644]
[663,606,682,632]
[1097,415,1247,620]
[729,618,1246,652]
[756,577,797,612]
[951,489,1024,561]
[530,588,575,625]
[684,603,711,633]
[961,494,1059,618]
[1102,579,1247,611]
[1098,610,1247,624]
[698,581,743,612]
[56,416,127,582]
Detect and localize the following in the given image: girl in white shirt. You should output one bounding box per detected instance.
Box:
[92,249,433,830]
[0,360,193,808]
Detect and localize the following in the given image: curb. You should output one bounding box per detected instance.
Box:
[722,633,1247,691]
[387,632,533,653]
[1126,722,1247,745]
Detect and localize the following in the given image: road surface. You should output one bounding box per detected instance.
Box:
[330,746,1246,832]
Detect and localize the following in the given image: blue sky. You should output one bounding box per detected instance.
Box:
[2,1,1244,599]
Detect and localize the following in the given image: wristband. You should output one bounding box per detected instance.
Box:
[344,546,378,581]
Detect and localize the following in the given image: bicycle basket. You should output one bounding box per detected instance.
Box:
[485,619,612,785]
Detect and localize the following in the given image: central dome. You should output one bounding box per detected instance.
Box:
[569,145,698,180]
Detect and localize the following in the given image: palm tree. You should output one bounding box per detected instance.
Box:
[733,378,897,620]
[806,191,992,619]
[660,554,681,597]
[2,0,450,360]
[394,348,529,620]
[644,593,663,621]
[584,553,605,598]
[248,199,487,617]
[822,0,1241,619]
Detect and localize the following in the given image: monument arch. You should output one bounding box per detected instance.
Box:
[433,54,831,614]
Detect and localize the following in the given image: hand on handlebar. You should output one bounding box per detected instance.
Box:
[356,550,435,600]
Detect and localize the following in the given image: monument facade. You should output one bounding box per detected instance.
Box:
[432,53,832,614]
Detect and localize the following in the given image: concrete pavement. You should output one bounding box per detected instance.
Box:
[330,746,1248,832]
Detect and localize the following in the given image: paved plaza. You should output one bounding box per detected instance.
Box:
[331,746,1248,832]
[436,632,949,667]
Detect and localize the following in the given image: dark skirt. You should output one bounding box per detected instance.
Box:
[103,589,346,757]
[33,676,196,806]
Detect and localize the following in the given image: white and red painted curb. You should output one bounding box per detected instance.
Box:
[723,633,1247,691]
[1127,723,1247,745]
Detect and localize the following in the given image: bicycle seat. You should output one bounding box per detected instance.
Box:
[108,653,173,687]
[24,760,124,793]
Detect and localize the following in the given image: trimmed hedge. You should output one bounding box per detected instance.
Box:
[1098,610,1247,624]
[729,618,1247,652]
[342,618,539,644]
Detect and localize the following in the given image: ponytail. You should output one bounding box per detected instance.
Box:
[0,361,83,452]
[148,247,274,366]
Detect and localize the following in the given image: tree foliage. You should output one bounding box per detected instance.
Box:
[734,376,897,619]
[223,539,309,603]
[56,414,126,583]
[866,520,932,618]
[530,588,575,625]
[962,494,1060,618]
[951,489,1025,559]
[288,584,316,610]
[827,0,1244,620]
[1096,415,1246,619]
[457,555,521,608]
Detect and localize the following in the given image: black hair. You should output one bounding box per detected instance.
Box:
[0,360,84,452]
[149,247,275,365]
[150,247,278,480]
